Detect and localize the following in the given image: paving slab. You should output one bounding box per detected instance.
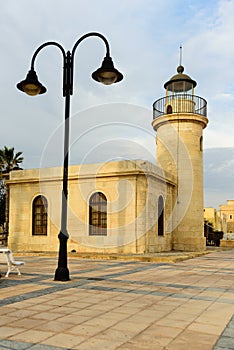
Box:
[0,248,234,349]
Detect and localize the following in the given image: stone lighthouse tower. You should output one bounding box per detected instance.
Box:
[152,61,208,251]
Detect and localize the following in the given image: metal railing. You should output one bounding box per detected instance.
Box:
[153,94,207,119]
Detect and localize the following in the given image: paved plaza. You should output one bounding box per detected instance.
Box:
[0,249,234,349]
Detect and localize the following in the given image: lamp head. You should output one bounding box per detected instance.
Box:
[92,56,123,85]
[16,69,47,96]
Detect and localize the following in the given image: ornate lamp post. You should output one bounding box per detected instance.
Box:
[16,32,123,281]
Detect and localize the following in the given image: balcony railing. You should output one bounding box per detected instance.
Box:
[153,94,207,119]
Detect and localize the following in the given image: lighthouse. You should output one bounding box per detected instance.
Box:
[152,58,208,251]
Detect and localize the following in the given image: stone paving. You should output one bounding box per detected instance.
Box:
[0,249,234,349]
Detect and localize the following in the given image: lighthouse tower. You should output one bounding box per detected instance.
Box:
[152,60,208,251]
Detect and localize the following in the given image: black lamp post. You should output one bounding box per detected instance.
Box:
[17,32,123,281]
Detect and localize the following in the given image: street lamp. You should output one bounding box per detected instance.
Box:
[16,32,123,281]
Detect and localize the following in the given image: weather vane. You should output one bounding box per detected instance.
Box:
[179,45,183,66]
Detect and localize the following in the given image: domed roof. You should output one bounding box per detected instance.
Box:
[164,65,197,92]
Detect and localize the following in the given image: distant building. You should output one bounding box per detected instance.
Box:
[7,63,208,253]
[203,207,227,233]
[220,200,234,235]
[216,210,227,233]
[204,207,218,229]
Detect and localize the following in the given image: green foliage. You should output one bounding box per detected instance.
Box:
[0,146,24,232]
[0,146,24,173]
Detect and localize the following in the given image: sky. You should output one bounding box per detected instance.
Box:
[0,0,234,209]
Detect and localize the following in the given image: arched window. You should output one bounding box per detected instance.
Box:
[166,105,173,114]
[89,192,107,236]
[158,195,164,236]
[32,195,48,236]
[200,136,203,151]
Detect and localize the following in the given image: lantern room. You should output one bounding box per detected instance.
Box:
[153,64,207,118]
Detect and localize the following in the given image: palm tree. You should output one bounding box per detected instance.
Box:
[0,146,24,244]
[0,146,23,173]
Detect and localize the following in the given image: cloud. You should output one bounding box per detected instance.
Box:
[0,0,234,209]
[39,103,155,168]
[204,147,234,208]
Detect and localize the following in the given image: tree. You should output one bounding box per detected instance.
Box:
[0,146,23,173]
[0,146,24,240]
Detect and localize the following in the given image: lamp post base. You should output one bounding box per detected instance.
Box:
[54,231,70,281]
[54,266,70,281]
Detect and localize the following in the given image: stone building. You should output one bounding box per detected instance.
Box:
[204,207,227,233]
[7,64,208,253]
[220,200,234,235]
[204,207,217,229]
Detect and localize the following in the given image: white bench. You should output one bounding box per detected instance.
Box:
[0,248,25,277]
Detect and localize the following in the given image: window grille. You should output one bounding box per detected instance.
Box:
[32,195,48,235]
[89,192,107,236]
